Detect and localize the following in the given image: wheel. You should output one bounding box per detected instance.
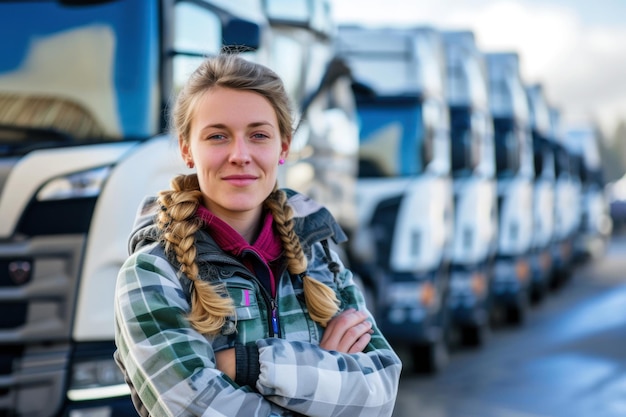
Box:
[505,295,528,326]
[460,321,490,348]
[411,310,451,374]
[411,336,449,374]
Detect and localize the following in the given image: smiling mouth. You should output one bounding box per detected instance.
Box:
[223,174,257,180]
[223,175,257,186]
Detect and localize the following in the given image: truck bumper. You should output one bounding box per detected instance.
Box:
[490,255,530,306]
[380,304,442,344]
[63,396,137,417]
[529,247,552,288]
[447,267,489,327]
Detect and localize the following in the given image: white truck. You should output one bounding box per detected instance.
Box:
[484,52,535,325]
[0,0,359,415]
[547,108,582,287]
[441,30,498,347]
[565,124,612,260]
[336,25,454,373]
[525,83,556,303]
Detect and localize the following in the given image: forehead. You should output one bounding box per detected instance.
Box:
[193,87,278,125]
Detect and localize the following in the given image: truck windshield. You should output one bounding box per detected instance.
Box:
[493,118,521,178]
[356,96,429,178]
[450,106,474,177]
[0,0,159,154]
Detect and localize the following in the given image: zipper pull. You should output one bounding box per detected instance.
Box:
[271,299,279,337]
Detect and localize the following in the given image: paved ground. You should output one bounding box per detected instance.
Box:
[391,234,626,417]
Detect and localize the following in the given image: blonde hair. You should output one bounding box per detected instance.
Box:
[158,54,339,335]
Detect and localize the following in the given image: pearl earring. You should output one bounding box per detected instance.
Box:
[278,158,285,165]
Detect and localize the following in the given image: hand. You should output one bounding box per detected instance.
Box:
[215,348,236,380]
[320,308,373,353]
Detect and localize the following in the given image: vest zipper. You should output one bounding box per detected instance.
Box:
[270,298,279,337]
[255,284,279,338]
[241,269,280,338]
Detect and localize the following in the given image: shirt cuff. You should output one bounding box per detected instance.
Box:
[234,343,261,388]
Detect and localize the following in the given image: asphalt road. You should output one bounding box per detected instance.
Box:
[391,234,626,417]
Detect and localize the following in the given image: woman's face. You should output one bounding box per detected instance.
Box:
[181,86,289,222]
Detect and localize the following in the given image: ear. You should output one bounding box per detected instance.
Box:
[179,136,192,166]
[280,138,290,160]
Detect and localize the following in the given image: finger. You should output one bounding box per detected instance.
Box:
[322,309,368,348]
[347,332,372,354]
[335,320,373,352]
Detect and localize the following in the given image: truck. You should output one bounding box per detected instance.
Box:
[525,83,556,303]
[565,124,612,260]
[245,1,360,232]
[547,107,582,287]
[336,25,454,373]
[441,30,498,347]
[0,0,359,415]
[484,52,535,325]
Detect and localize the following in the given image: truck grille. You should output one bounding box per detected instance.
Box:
[0,235,85,416]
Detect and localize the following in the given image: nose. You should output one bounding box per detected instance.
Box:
[228,136,251,166]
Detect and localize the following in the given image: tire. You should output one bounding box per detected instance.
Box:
[411,335,449,375]
[460,321,490,348]
[412,303,451,374]
[505,295,528,326]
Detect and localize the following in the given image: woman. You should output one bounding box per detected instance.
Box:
[114,53,401,417]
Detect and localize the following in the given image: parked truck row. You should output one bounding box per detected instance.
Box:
[334,24,612,374]
[0,1,613,415]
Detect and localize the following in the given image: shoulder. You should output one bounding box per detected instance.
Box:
[115,249,190,312]
[119,245,179,285]
[282,188,347,248]
[128,196,161,255]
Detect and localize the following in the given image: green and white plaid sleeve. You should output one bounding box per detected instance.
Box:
[253,244,403,417]
[114,250,298,417]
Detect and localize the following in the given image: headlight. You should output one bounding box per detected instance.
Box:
[68,358,129,401]
[37,166,111,201]
[388,281,438,309]
[387,282,420,306]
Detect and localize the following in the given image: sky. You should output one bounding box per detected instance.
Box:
[331,0,626,137]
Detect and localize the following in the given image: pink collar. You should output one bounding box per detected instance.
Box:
[195,205,283,294]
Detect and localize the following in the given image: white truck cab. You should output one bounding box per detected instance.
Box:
[525,83,556,303]
[485,52,535,325]
[565,125,612,260]
[0,1,358,415]
[336,25,454,373]
[548,108,582,287]
[442,30,497,347]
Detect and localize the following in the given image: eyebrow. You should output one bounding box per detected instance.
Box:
[199,121,276,131]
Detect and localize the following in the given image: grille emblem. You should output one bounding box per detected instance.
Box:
[8,261,31,285]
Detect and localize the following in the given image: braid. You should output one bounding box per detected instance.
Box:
[157,174,235,335]
[265,186,340,327]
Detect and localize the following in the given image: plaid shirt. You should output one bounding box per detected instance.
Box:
[114,190,402,416]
